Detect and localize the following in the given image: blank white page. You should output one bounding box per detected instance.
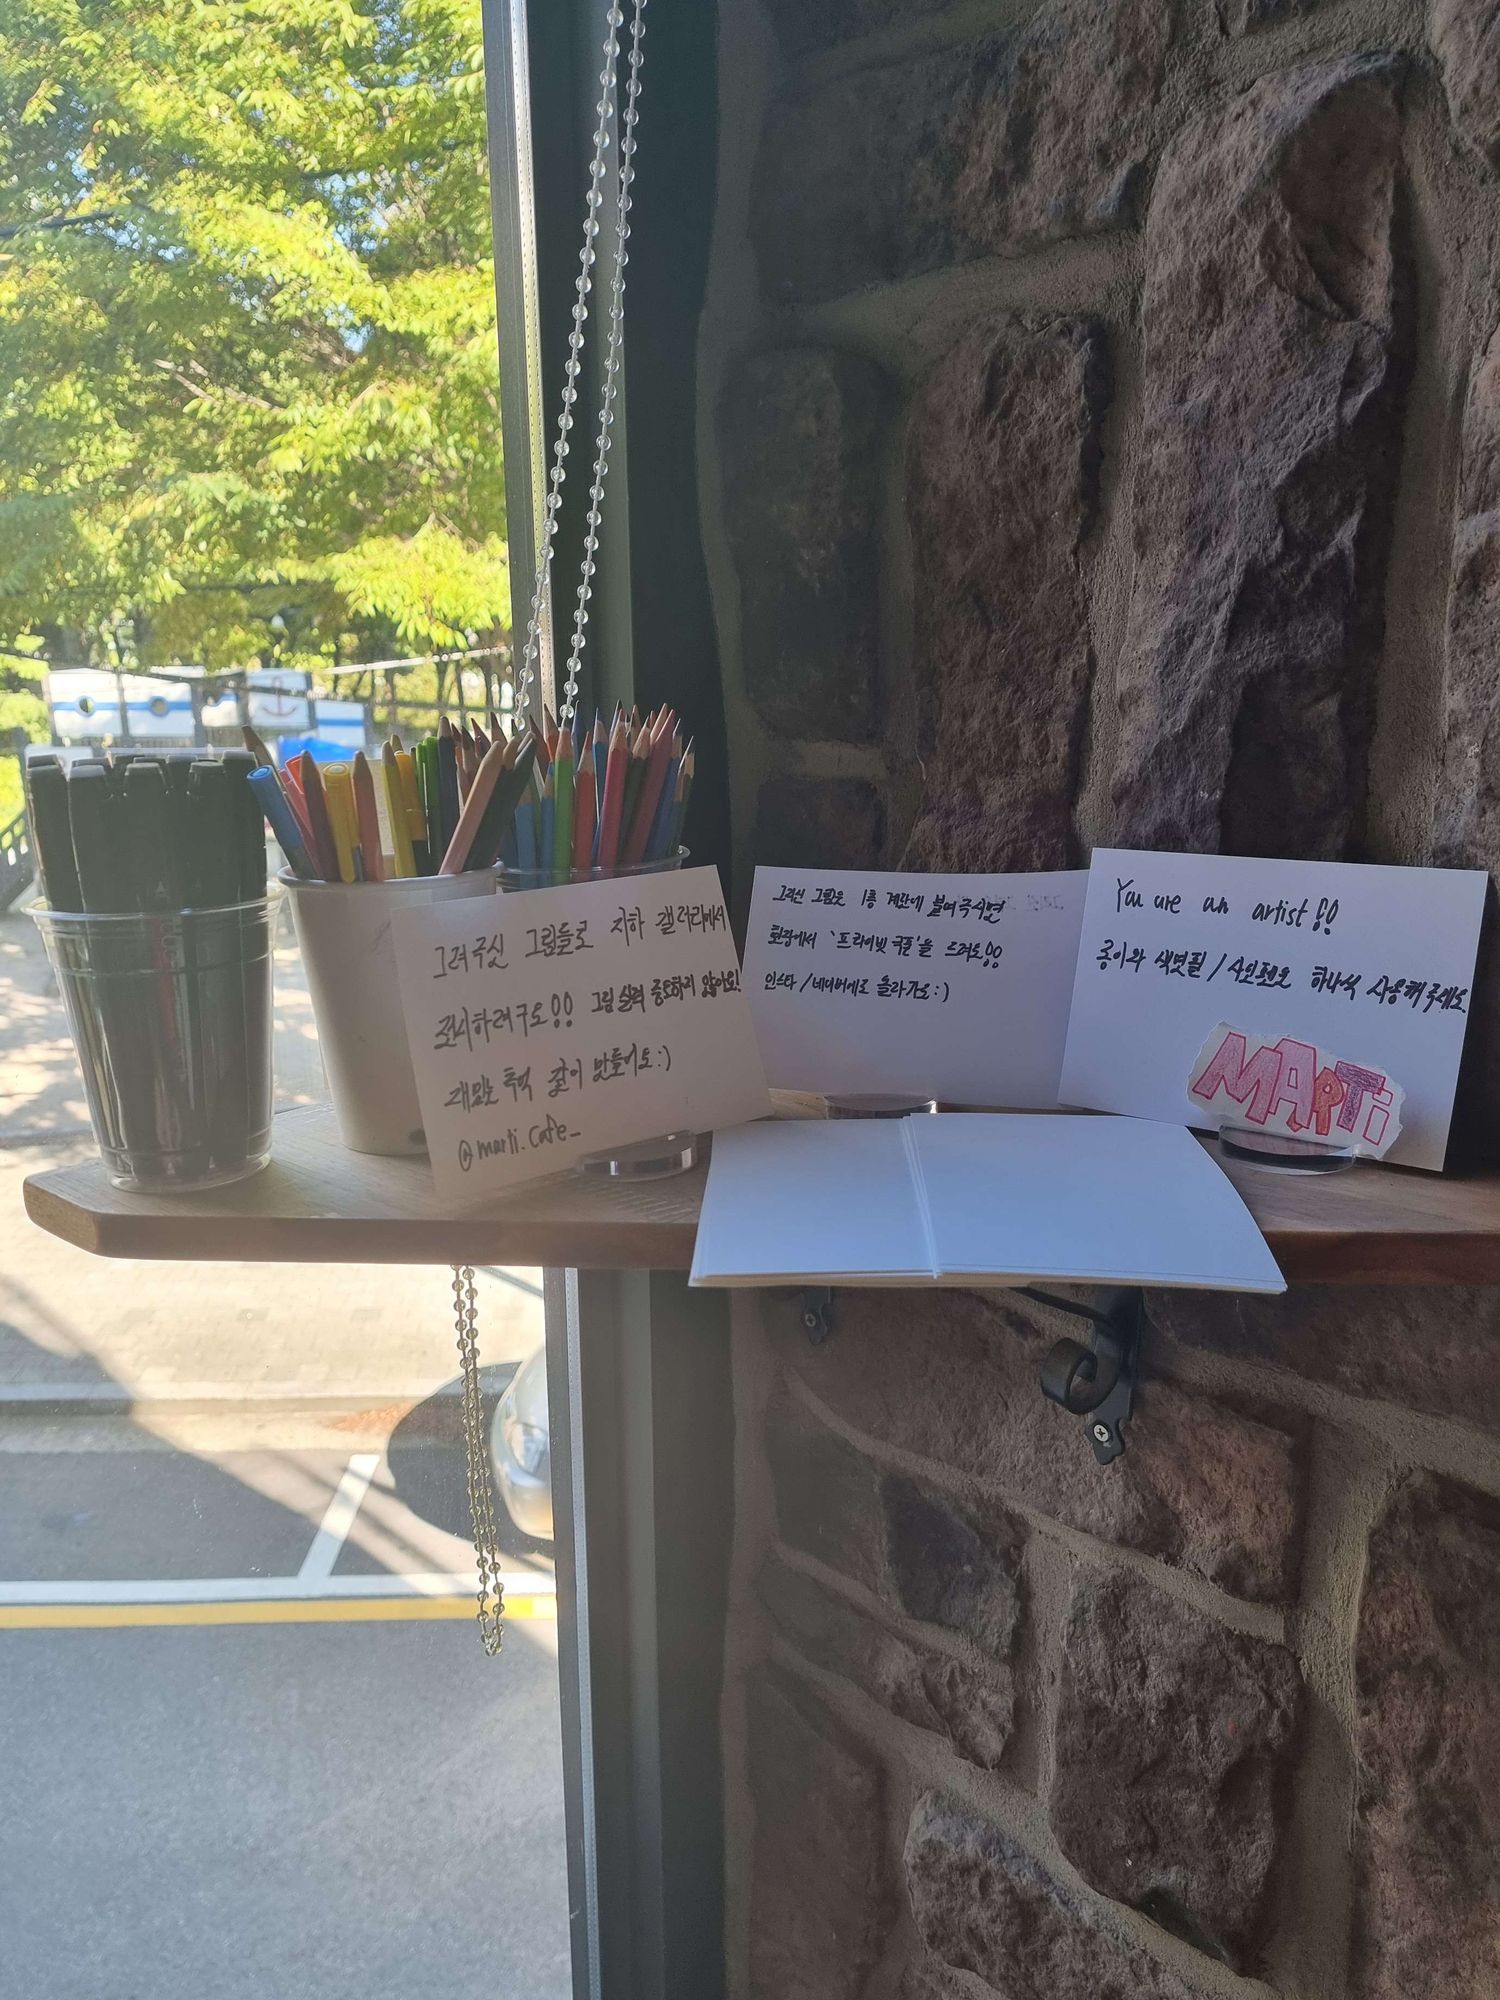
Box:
[904,1114,1285,1293]
[690,1121,933,1287]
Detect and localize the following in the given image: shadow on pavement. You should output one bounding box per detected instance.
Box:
[385,1362,550,1559]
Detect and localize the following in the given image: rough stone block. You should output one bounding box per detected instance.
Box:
[753,776,884,868]
[1436,322,1500,1151]
[899,1961,964,2000]
[761,1556,1013,1770]
[905,1793,1209,1998]
[1113,57,1407,858]
[753,0,1169,303]
[1219,0,1315,29]
[719,349,886,742]
[773,1289,1305,1603]
[1051,1569,1302,1969]
[905,316,1108,872]
[761,0,951,57]
[1150,1287,1500,1436]
[746,1667,895,2000]
[766,1388,1025,1656]
[1352,1475,1500,2000]
[1433,0,1500,167]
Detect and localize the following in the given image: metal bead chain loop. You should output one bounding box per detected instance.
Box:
[513,0,648,728]
[452,1264,506,1656]
[559,0,645,724]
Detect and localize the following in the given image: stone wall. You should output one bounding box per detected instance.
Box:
[698,0,1500,1996]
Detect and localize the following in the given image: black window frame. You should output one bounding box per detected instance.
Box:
[478,7,732,1997]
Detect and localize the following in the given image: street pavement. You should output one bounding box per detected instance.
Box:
[0,896,571,1999]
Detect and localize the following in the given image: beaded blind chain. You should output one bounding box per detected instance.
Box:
[454,3,647,1655]
[512,0,648,731]
[452,1264,508,1655]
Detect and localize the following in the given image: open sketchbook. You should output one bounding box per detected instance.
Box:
[690,1114,1286,1293]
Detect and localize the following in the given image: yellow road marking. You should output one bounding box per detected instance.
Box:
[0,1595,555,1631]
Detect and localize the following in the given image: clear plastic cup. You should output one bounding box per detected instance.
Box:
[495,845,689,892]
[33,899,273,1191]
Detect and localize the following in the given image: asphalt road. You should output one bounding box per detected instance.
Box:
[0,1411,572,2000]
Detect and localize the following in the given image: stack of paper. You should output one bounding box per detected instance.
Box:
[689,1114,1285,1293]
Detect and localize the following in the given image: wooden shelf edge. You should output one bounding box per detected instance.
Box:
[1269,1232,1500,1288]
[22,1105,1500,1284]
[23,1179,698,1269]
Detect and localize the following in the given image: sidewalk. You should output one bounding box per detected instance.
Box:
[0,899,543,1409]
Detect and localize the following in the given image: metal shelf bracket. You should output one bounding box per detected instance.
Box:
[1024,1285,1144,1466]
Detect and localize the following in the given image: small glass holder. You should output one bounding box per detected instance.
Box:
[1216,1124,1359,1176]
[497,846,698,1180]
[33,897,273,1192]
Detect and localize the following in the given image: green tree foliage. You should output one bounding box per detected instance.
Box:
[0,0,509,707]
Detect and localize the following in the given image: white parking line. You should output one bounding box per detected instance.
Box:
[297,1452,381,1581]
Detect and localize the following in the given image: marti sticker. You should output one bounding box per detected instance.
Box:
[1187,1023,1405,1158]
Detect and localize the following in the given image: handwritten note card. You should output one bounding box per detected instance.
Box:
[742,867,1088,1106]
[1059,849,1487,1170]
[393,865,771,1200]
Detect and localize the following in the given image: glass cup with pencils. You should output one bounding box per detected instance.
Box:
[497,702,699,1180]
[27,748,273,1191]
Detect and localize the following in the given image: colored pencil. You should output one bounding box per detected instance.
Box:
[454,725,477,804]
[323,764,358,884]
[233,701,701,883]
[514,797,537,873]
[250,767,314,880]
[396,750,430,874]
[436,730,460,853]
[619,722,650,856]
[572,735,597,875]
[351,752,385,883]
[463,739,522,869]
[416,738,441,863]
[439,737,508,874]
[382,743,416,877]
[595,712,630,870]
[295,754,337,881]
[539,770,555,878]
[552,731,574,880]
[644,747,680,864]
[667,747,694,854]
[622,723,676,868]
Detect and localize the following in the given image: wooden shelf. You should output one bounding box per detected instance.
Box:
[22,1101,1500,1283]
[23,1105,704,1270]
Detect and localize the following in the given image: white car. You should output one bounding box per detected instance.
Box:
[489,1346,552,1543]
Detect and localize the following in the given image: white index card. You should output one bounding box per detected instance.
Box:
[393,865,771,1201]
[1059,850,1487,1171]
[743,866,1088,1105]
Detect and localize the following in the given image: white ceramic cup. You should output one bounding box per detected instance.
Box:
[282,869,498,1156]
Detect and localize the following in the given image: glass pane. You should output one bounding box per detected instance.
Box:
[0,3,573,1993]
[1,896,573,1999]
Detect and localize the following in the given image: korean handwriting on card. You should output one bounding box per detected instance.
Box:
[394,865,770,1199]
[1060,849,1486,1172]
[742,867,1087,1108]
